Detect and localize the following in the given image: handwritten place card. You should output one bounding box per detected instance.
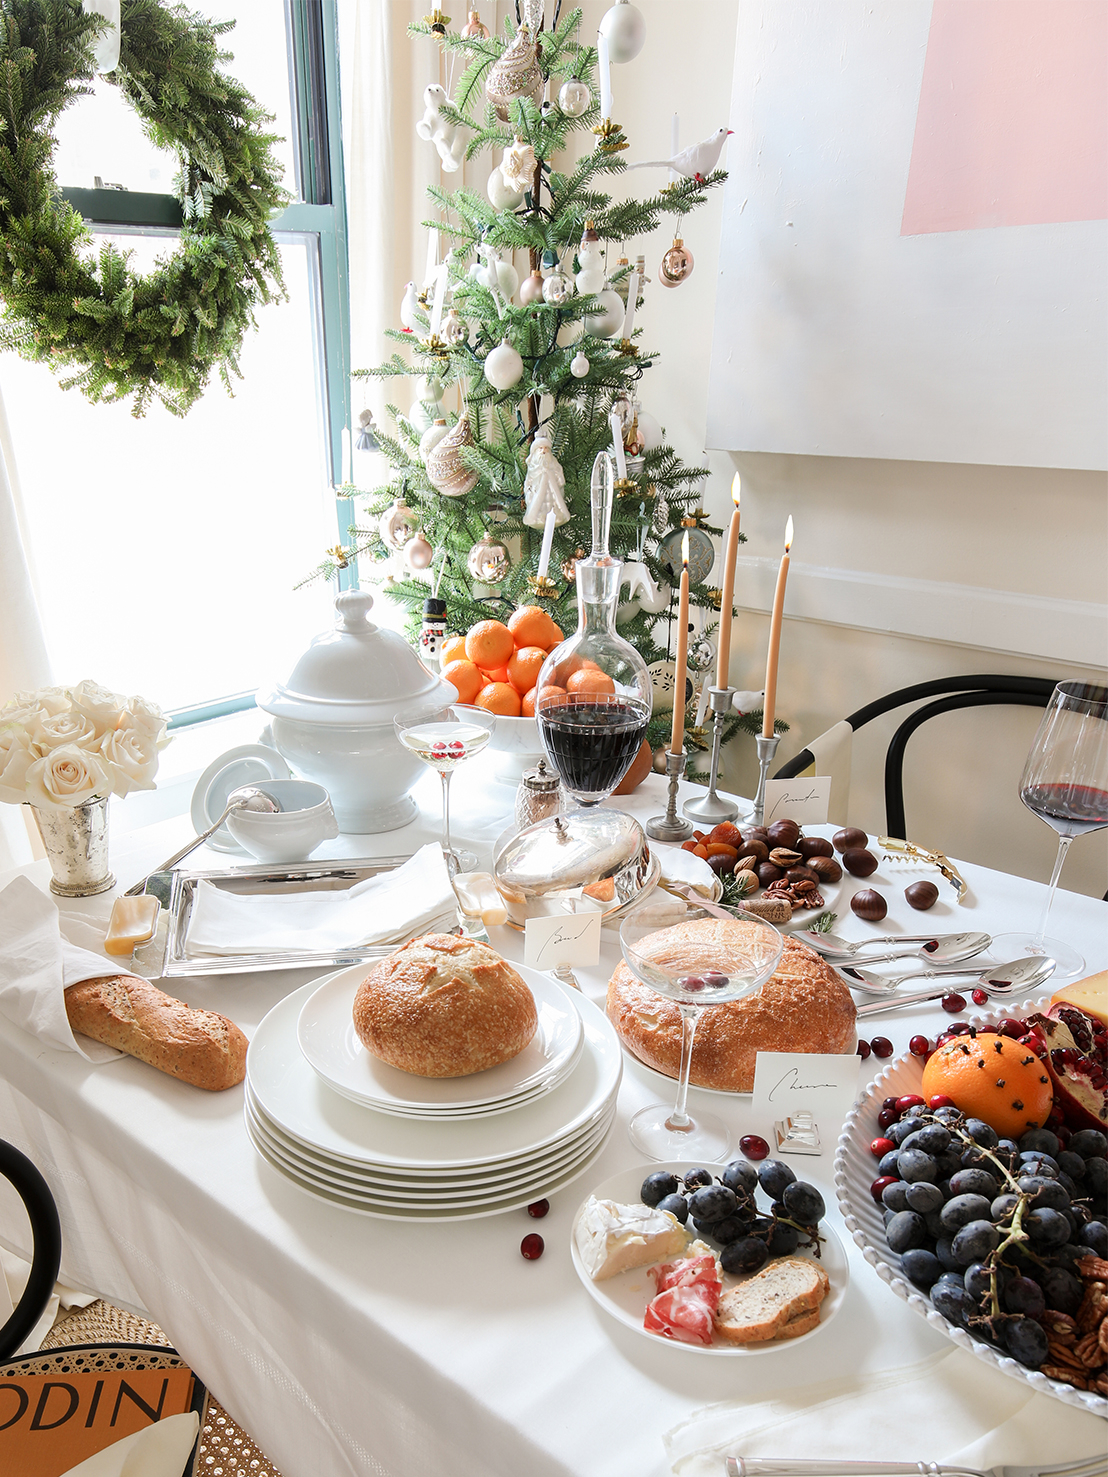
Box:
[750,1051,860,1156]
[762,776,831,825]
[524,910,602,970]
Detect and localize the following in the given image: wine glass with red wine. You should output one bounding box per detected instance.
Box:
[992,681,1108,980]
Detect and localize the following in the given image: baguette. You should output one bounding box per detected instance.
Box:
[64,974,247,1092]
[714,1257,829,1344]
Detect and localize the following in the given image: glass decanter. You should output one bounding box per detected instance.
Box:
[535,452,652,806]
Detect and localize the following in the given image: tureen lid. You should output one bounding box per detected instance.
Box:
[257,590,453,725]
[493,809,652,924]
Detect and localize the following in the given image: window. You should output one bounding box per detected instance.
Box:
[3,0,352,723]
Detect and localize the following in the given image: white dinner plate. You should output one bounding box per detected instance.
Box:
[246,973,622,1172]
[570,1163,848,1355]
[296,965,583,1115]
[833,993,1107,1419]
[190,744,291,854]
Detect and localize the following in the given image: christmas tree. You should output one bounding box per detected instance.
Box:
[309,6,769,774]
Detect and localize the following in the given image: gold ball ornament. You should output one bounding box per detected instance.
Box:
[378,499,419,552]
[652,746,669,775]
[461,8,490,38]
[486,26,543,121]
[561,547,586,582]
[466,533,510,585]
[520,270,545,305]
[425,415,479,498]
[558,78,591,117]
[659,238,695,288]
[404,533,434,570]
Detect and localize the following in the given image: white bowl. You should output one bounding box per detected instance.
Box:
[225,779,339,863]
[486,713,545,781]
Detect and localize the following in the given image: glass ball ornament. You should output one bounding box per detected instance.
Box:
[651,745,668,775]
[542,272,570,306]
[484,339,524,391]
[466,532,510,585]
[461,8,490,38]
[561,546,586,583]
[418,418,449,461]
[659,237,695,288]
[688,636,716,671]
[569,350,590,378]
[404,533,434,571]
[558,78,591,117]
[586,286,624,339]
[441,307,468,346]
[599,1,646,64]
[520,270,545,305]
[378,499,418,552]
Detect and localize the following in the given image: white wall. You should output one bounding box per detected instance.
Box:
[353,0,1108,898]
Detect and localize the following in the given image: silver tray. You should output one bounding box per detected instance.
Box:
[157,856,456,977]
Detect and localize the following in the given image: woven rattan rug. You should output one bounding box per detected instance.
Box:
[42,1300,283,1476]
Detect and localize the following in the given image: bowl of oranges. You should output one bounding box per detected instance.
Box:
[440,607,565,781]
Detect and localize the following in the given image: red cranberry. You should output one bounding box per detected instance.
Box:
[941,993,967,1013]
[870,1036,894,1059]
[877,1106,898,1130]
[909,1035,931,1057]
[739,1134,770,1160]
[928,1094,956,1109]
[527,1199,550,1218]
[896,1094,926,1112]
[870,1136,895,1157]
[870,1175,897,1202]
[882,1097,899,1111]
[520,1233,545,1260]
[971,988,989,1006]
[1055,1123,1071,1144]
[996,1018,1026,1039]
[857,1039,871,1060]
[1019,1034,1047,1058]
[948,1022,972,1035]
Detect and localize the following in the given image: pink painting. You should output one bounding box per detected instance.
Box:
[902,0,1108,235]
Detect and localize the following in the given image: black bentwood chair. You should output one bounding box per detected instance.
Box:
[772,674,1060,840]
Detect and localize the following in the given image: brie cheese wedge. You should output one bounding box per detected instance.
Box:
[574,1196,690,1281]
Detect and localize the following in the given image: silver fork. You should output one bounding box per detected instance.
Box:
[725,1457,1107,1477]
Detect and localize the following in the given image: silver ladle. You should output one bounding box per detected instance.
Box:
[853,955,1056,1017]
[124,785,281,897]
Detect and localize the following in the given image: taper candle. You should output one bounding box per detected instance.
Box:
[536,509,556,581]
[671,532,690,752]
[598,32,612,119]
[715,474,742,687]
[340,428,352,487]
[761,515,793,737]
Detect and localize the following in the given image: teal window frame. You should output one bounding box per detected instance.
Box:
[60,0,353,732]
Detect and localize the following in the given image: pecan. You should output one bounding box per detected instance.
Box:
[1074,1332,1104,1367]
[1041,1310,1077,1335]
[1100,1320,1108,1355]
[1095,1374,1108,1396]
[1077,1256,1108,1280]
[1077,1294,1108,1334]
[1045,1340,1085,1370]
[1042,1364,1088,1389]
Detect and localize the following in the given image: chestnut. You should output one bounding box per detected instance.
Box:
[850,888,888,922]
[905,880,939,911]
[842,848,878,877]
[786,866,820,885]
[766,819,802,847]
[797,836,834,860]
[833,827,869,853]
[808,855,843,883]
[756,861,784,887]
[707,854,735,877]
[736,839,769,864]
[743,827,770,842]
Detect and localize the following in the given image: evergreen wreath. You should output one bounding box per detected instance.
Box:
[0,0,288,415]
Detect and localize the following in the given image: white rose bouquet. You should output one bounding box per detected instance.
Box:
[0,680,170,810]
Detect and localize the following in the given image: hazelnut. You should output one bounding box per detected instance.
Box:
[842,848,878,877]
[905,880,939,911]
[797,836,834,859]
[832,827,869,853]
[766,819,802,847]
[850,888,888,921]
[756,861,784,887]
[768,847,803,867]
[808,856,843,883]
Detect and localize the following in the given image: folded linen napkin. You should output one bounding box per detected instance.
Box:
[658,846,719,899]
[0,876,122,1061]
[663,1346,1105,1476]
[183,842,456,956]
[801,718,853,825]
[60,1411,199,1477]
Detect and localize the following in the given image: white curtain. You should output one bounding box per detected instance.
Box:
[0,382,51,868]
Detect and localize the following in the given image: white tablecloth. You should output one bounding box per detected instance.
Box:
[0,762,1105,1477]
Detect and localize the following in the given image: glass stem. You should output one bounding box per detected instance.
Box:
[1035,834,1073,947]
[666,1004,701,1132]
[440,770,454,864]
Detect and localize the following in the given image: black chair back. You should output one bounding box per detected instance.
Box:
[0,1140,62,1361]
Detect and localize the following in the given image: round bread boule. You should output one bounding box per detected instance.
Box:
[606,927,856,1091]
[353,933,538,1078]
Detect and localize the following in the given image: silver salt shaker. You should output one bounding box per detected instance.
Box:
[514,759,562,829]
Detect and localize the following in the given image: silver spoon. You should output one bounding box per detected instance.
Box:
[123,785,281,897]
[797,928,989,960]
[827,931,991,971]
[854,955,1056,1017]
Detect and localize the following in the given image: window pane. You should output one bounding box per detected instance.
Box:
[53,1,297,196]
[3,238,336,711]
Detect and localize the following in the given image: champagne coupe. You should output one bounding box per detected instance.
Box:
[991,681,1108,981]
[394,703,495,874]
[619,901,784,1161]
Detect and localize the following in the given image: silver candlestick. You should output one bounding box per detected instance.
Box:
[683,686,740,825]
[752,732,782,826]
[645,751,694,841]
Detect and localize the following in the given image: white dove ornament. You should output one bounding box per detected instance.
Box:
[399,281,422,333]
[628,127,734,184]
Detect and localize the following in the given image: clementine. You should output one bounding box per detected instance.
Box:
[920,1032,1053,1139]
[475,681,521,717]
[508,606,556,649]
[507,645,547,695]
[441,659,483,704]
[440,634,467,667]
[480,666,511,685]
[520,687,538,717]
[566,667,615,697]
[465,619,514,670]
[533,683,567,713]
[546,623,564,647]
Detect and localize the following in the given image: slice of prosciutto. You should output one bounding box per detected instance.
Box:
[649,1253,722,1299]
[643,1284,717,1345]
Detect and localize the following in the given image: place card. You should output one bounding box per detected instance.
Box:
[524,910,602,970]
[762,776,831,825]
[750,1051,860,1156]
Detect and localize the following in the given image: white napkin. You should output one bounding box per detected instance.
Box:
[0,1245,98,1356]
[183,843,456,956]
[663,1346,1106,1476]
[802,718,853,824]
[0,876,122,1061]
[658,846,719,899]
[60,1411,199,1477]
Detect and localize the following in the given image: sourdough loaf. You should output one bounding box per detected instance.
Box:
[353,932,537,1078]
[64,974,247,1091]
[606,926,855,1091]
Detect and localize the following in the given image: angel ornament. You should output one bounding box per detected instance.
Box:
[522,437,570,529]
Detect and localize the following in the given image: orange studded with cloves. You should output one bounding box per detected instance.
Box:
[920,1032,1053,1138]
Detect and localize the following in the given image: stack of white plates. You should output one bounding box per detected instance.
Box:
[245,966,622,1220]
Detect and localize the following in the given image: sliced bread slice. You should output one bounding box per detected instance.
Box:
[714,1256,829,1345]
